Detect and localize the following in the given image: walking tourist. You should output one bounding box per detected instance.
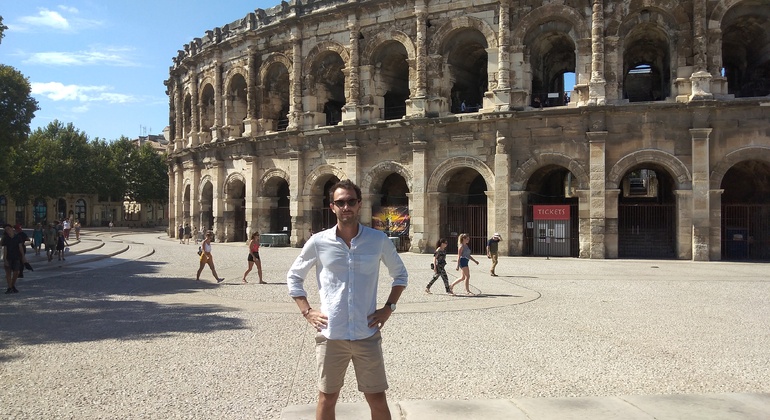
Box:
[33,223,44,256]
[425,238,451,294]
[45,222,57,262]
[287,179,408,420]
[450,233,479,295]
[242,232,265,284]
[486,232,502,276]
[2,224,26,294]
[196,231,224,283]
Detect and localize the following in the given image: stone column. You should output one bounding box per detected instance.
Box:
[191,163,201,229]
[509,191,526,255]
[676,190,693,259]
[588,0,607,106]
[174,84,184,151]
[709,189,724,261]
[190,73,199,147]
[344,138,360,184]
[175,165,185,238]
[586,130,608,258]
[604,189,620,258]
[168,167,176,236]
[288,149,305,246]
[410,136,429,252]
[342,15,360,124]
[691,128,713,260]
[245,157,258,235]
[212,56,223,141]
[244,46,259,136]
[576,189,591,258]
[491,0,512,111]
[212,161,225,241]
[288,27,303,130]
[406,1,429,117]
[494,130,511,255]
[690,0,713,100]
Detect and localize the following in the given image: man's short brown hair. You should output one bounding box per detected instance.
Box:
[328,179,362,202]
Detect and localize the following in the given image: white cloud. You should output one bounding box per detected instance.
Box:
[31,82,138,104]
[24,47,138,67]
[58,5,80,14]
[18,8,71,31]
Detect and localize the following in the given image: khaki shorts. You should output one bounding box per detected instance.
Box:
[315,331,388,394]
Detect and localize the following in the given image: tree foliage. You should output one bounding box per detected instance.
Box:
[4,121,168,205]
[0,65,40,189]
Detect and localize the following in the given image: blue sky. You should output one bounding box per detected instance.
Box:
[0,1,276,141]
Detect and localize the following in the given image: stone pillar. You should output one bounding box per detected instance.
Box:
[168,167,176,236]
[676,190,694,259]
[174,84,184,151]
[288,27,303,130]
[410,137,429,252]
[491,0,512,112]
[243,46,259,136]
[245,157,258,235]
[191,163,201,229]
[494,130,511,255]
[406,1,429,117]
[190,74,199,147]
[211,56,223,141]
[588,0,607,106]
[342,15,360,124]
[288,149,305,246]
[212,161,225,241]
[605,189,620,258]
[360,193,374,229]
[344,138,360,184]
[709,189,724,260]
[690,0,713,100]
[509,191,526,255]
[576,189,591,258]
[690,128,713,260]
[587,130,608,258]
[175,165,185,238]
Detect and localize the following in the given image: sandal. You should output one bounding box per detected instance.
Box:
[425,288,432,294]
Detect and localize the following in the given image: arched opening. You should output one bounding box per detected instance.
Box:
[263,63,291,132]
[57,198,67,221]
[371,41,410,120]
[525,21,576,107]
[312,176,341,234]
[721,3,770,98]
[200,84,215,141]
[618,167,677,258]
[200,182,214,232]
[309,52,346,126]
[183,93,192,137]
[720,160,770,260]
[226,73,248,137]
[523,166,579,257]
[226,179,246,242]
[183,185,191,224]
[33,198,47,224]
[445,28,488,113]
[372,173,410,250]
[74,199,86,225]
[623,25,671,102]
[267,179,291,235]
[439,169,487,253]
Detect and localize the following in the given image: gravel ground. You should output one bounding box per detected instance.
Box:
[2,231,769,419]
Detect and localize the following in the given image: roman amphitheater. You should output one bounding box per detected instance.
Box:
[166,0,770,260]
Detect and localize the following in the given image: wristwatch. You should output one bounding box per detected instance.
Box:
[385,302,396,311]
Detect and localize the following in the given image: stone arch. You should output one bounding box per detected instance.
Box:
[197,76,215,97]
[427,156,494,194]
[607,1,688,37]
[361,161,414,194]
[511,4,590,45]
[303,165,347,197]
[361,30,417,64]
[710,146,770,189]
[199,175,215,201]
[511,153,590,191]
[260,168,291,196]
[429,16,498,54]
[224,67,248,92]
[608,149,692,190]
[259,53,293,85]
[302,41,351,76]
[224,172,247,198]
[708,0,747,25]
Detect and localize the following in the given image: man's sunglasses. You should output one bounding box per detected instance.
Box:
[332,199,360,208]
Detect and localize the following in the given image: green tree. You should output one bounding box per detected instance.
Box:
[0,16,7,44]
[133,143,169,203]
[0,65,40,189]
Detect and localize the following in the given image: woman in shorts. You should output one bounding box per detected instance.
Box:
[242,232,265,284]
[449,233,479,295]
[196,231,224,283]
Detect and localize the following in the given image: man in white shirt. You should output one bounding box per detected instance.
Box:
[287,179,408,420]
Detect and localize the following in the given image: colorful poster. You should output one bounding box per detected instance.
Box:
[372,206,410,236]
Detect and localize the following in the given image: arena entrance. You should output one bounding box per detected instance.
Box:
[200,181,214,232]
[311,176,340,234]
[267,180,291,234]
[225,179,246,242]
[617,167,676,259]
[439,169,487,254]
[720,160,770,260]
[522,165,579,257]
[372,173,411,252]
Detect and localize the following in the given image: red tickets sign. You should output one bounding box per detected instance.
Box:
[533,205,570,220]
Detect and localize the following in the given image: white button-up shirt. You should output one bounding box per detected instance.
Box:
[287,224,408,340]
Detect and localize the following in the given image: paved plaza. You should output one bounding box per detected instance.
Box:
[1,229,769,419]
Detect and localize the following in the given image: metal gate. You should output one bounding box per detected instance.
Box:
[440,204,487,254]
[618,203,676,259]
[312,208,336,234]
[722,204,770,260]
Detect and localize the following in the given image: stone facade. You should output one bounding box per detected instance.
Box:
[166,0,770,260]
